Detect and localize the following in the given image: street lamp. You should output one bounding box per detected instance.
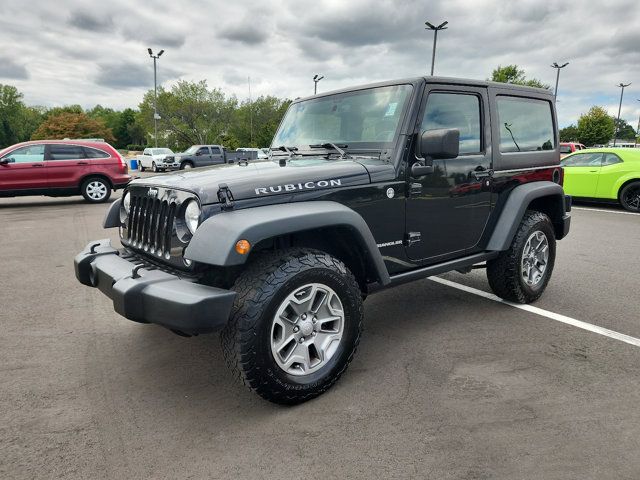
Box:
[425,20,448,76]
[636,99,640,147]
[551,62,569,98]
[313,74,324,95]
[614,82,631,147]
[148,48,165,148]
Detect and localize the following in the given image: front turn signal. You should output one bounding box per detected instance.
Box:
[235,239,251,255]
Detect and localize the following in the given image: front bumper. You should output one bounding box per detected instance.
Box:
[74,239,236,335]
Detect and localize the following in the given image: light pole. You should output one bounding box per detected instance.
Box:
[551,62,569,98]
[614,82,631,146]
[425,20,448,76]
[148,48,164,148]
[313,74,324,95]
[636,99,640,147]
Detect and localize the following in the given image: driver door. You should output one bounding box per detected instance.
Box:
[0,144,47,191]
[405,85,493,263]
[561,152,602,197]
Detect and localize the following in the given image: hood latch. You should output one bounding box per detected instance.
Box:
[217,183,235,211]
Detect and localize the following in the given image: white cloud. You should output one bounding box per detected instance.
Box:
[0,0,638,126]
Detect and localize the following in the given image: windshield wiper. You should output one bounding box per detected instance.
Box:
[269,145,300,159]
[309,143,350,159]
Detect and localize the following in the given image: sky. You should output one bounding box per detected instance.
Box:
[1,0,639,128]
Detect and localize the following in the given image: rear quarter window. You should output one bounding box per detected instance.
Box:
[83,147,110,159]
[497,96,555,153]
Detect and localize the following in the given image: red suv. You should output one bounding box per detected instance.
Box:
[0,140,130,203]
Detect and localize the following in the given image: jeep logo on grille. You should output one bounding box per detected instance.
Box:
[148,188,159,198]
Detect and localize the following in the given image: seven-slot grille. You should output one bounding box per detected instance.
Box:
[126,193,177,258]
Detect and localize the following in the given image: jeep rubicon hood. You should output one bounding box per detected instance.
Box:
[129,158,371,204]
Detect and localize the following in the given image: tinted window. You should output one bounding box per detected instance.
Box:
[422,93,481,154]
[2,144,45,163]
[84,147,109,158]
[561,153,602,167]
[49,144,85,160]
[197,147,210,155]
[497,97,555,153]
[603,153,622,166]
[559,145,572,153]
[211,147,221,155]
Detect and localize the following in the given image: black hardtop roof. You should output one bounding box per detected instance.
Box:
[295,76,553,103]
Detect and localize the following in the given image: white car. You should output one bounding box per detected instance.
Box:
[137,148,175,172]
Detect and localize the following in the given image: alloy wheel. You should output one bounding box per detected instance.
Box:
[86,181,108,201]
[270,283,345,376]
[520,231,549,286]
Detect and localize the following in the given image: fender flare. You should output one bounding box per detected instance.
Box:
[103,198,121,228]
[185,201,391,285]
[486,181,566,251]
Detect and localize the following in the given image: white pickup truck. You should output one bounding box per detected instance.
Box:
[137,148,175,172]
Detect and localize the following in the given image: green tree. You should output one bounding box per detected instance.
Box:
[576,106,616,146]
[231,96,291,147]
[490,65,550,89]
[559,124,579,142]
[31,112,115,143]
[612,117,636,140]
[138,80,238,150]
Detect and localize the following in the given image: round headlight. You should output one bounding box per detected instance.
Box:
[122,191,131,214]
[184,200,201,234]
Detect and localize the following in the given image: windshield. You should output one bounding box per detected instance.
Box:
[272,84,413,150]
[152,148,173,155]
[185,146,199,154]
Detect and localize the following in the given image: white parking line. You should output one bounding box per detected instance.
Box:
[430,276,640,348]
[572,206,640,216]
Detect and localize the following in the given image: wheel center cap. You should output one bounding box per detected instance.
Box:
[300,319,314,336]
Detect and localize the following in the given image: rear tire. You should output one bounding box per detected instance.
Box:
[619,181,640,212]
[152,161,158,172]
[486,210,556,303]
[221,248,364,404]
[81,177,111,203]
[139,164,145,172]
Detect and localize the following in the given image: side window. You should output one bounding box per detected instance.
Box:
[602,153,622,166]
[197,147,210,155]
[83,147,109,159]
[561,153,603,167]
[559,145,572,154]
[211,147,221,155]
[497,96,555,153]
[421,92,481,154]
[48,144,85,160]
[1,144,45,163]
[143,149,150,155]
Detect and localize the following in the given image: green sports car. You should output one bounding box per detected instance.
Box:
[560,148,640,211]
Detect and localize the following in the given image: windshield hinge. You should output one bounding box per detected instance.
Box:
[217,183,234,211]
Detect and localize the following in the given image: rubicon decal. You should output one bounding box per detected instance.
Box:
[255,179,342,195]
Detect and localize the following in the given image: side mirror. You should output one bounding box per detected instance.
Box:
[417,128,460,160]
[195,151,202,156]
[0,157,13,165]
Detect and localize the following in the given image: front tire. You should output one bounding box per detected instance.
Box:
[152,161,158,172]
[487,210,556,303]
[180,161,193,170]
[81,177,111,203]
[221,249,364,404]
[619,181,640,212]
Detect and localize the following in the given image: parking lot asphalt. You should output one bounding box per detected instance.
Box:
[2,190,640,480]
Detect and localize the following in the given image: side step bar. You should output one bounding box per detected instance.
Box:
[368,252,499,293]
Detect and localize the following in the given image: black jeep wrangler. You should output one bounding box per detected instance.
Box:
[75,77,571,404]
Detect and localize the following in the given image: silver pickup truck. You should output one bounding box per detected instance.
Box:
[136,148,175,172]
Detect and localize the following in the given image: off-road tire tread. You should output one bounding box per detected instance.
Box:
[220,248,363,404]
[486,210,555,304]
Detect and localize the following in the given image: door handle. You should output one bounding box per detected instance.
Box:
[77,162,89,165]
[32,163,44,167]
[472,168,492,179]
